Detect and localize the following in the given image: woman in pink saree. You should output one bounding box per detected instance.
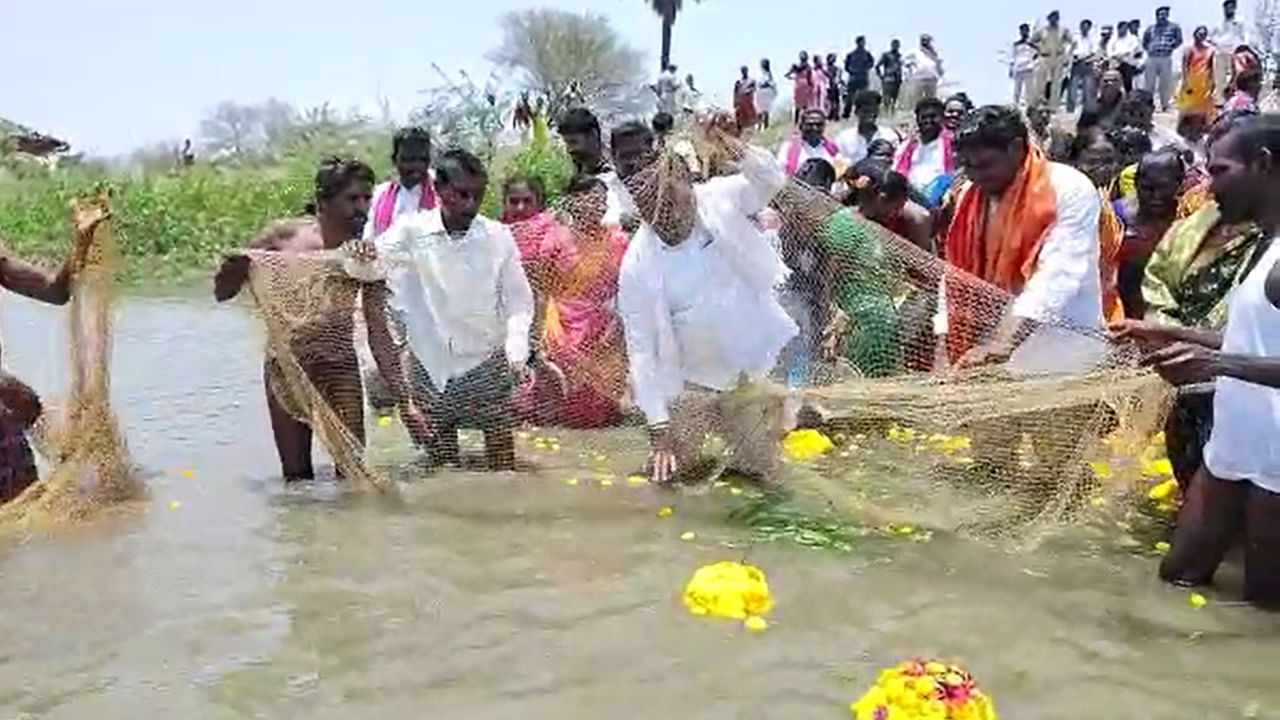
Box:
[504,176,629,428]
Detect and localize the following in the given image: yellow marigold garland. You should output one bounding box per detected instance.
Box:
[682,561,773,626]
[850,659,998,720]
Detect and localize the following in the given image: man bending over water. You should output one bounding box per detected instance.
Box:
[213,157,374,480]
[0,204,104,503]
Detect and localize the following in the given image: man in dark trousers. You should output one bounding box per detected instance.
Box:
[844,36,876,120]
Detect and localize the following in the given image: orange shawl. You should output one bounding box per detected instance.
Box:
[942,146,1057,358]
[1098,190,1125,325]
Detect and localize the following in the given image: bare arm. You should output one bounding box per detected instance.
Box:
[214,221,294,302]
[0,245,75,306]
[361,282,412,405]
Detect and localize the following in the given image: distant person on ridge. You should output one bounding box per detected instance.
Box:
[1142,6,1184,112]
[877,39,905,114]
[843,36,876,120]
[1030,10,1073,112]
[1011,23,1037,108]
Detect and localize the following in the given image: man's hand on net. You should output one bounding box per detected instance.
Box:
[347,239,377,263]
[954,340,1015,370]
[213,253,252,302]
[647,424,679,485]
[1109,319,1181,351]
[399,398,435,444]
[1142,341,1224,385]
[819,307,852,363]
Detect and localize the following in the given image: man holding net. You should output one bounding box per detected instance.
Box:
[618,127,796,486]
[214,157,375,481]
[0,206,105,503]
[355,149,534,471]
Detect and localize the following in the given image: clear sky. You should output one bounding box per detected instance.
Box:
[3,0,1229,155]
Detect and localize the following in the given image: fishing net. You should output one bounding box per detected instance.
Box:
[0,196,143,531]
[240,124,1173,549]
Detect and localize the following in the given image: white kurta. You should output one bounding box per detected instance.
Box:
[618,146,796,425]
[368,212,534,390]
[834,126,902,166]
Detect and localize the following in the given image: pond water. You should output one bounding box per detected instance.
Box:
[1,296,1277,719]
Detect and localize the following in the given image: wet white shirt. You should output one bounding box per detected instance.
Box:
[1008,162,1104,330]
[618,146,796,425]
[369,212,534,389]
[1204,237,1280,493]
[598,170,637,226]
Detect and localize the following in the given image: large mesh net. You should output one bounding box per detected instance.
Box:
[240,124,1174,550]
[0,196,143,531]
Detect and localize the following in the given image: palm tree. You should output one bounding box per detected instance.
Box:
[649,0,701,72]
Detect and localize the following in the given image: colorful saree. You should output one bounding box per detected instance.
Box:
[824,209,902,376]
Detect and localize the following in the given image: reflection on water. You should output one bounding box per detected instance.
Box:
[1,296,1278,719]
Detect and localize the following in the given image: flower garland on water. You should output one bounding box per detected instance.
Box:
[682,561,773,630]
[782,429,835,462]
[850,659,997,720]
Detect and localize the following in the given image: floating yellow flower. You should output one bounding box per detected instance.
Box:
[680,531,696,541]
[599,479,614,487]
[1143,457,1174,478]
[1088,461,1113,480]
[782,429,835,462]
[886,425,919,444]
[657,506,674,518]
[1154,541,1171,554]
[850,659,998,720]
[1190,592,1208,609]
[744,615,769,632]
[564,478,579,487]
[168,500,182,510]
[377,416,392,427]
[1148,478,1178,502]
[682,560,773,621]
[626,475,648,485]
[926,434,972,454]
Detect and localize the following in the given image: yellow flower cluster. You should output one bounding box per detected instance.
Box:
[884,425,972,461]
[782,429,835,462]
[682,561,773,625]
[850,659,998,720]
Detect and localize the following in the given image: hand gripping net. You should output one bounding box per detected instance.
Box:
[242,127,1172,549]
[1,197,143,531]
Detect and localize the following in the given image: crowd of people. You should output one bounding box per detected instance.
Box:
[3,4,1280,611]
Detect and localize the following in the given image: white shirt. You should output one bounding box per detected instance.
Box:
[1073,32,1098,62]
[1204,237,1280,492]
[1012,40,1037,74]
[835,126,901,166]
[1212,19,1248,51]
[1008,163,1104,330]
[776,138,843,174]
[598,170,637,226]
[362,179,434,240]
[618,146,796,425]
[369,212,534,389]
[901,137,949,194]
[907,49,942,81]
[1111,34,1143,67]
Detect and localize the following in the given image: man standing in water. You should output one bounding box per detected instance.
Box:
[558,107,635,227]
[618,128,796,486]
[0,206,104,503]
[214,157,375,480]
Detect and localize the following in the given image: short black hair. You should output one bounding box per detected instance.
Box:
[915,97,945,117]
[945,93,974,112]
[391,126,431,158]
[1105,125,1153,160]
[650,112,674,135]
[953,105,1029,153]
[849,158,909,202]
[854,89,883,111]
[558,107,601,137]
[314,155,375,206]
[1220,113,1280,164]
[502,173,545,203]
[434,147,488,187]
[796,158,836,189]
[565,174,607,195]
[613,120,656,149]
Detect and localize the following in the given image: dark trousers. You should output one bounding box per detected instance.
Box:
[843,78,869,118]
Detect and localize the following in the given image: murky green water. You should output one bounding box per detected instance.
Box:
[1,296,1278,719]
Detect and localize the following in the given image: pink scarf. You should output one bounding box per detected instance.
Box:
[894,131,953,177]
[785,137,840,176]
[372,180,438,235]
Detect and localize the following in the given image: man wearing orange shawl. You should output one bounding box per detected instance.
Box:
[943,105,1105,366]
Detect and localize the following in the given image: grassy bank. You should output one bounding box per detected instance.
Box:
[0,132,573,288]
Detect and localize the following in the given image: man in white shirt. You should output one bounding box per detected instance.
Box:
[1068,18,1100,113]
[357,149,535,470]
[777,108,844,177]
[653,65,681,116]
[1212,0,1249,104]
[905,34,944,106]
[618,140,797,486]
[835,90,902,166]
[558,107,636,227]
[894,97,955,207]
[1011,23,1038,107]
[1111,20,1144,92]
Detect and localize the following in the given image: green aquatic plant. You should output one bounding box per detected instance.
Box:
[727,493,869,553]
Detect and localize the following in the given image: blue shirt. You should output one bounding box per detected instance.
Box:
[1143,21,1184,58]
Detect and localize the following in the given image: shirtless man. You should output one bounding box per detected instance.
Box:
[0,203,104,503]
[213,157,375,480]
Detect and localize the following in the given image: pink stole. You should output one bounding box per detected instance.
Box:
[785,137,840,176]
[372,180,438,235]
[893,131,953,177]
